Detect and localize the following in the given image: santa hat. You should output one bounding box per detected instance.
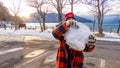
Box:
[65,12,75,21]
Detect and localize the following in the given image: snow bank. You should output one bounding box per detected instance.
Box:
[96,32,120,42]
[0,25,120,42]
[0,28,54,40]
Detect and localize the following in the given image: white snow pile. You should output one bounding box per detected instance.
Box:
[64,22,91,51]
[0,28,53,39]
[96,32,120,42]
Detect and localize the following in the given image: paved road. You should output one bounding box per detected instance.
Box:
[0,35,120,68]
[84,41,120,68]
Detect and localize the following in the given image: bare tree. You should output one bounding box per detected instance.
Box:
[115,1,120,33]
[93,15,97,32]
[68,0,79,12]
[0,2,8,21]
[9,0,22,30]
[41,9,48,30]
[117,16,120,33]
[80,0,112,35]
[117,11,120,33]
[28,0,47,32]
[48,0,67,22]
[88,10,97,32]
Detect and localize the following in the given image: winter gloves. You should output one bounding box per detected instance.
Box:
[83,35,96,52]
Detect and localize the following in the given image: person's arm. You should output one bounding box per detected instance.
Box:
[52,22,70,41]
[83,35,96,52]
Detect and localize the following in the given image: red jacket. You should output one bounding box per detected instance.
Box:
[52,22,95,68]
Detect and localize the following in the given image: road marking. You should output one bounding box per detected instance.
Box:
[100,59,105,68]
[15,52,48,68]
[0,47,24,55]
[24,36,49,41]
[24,49,45,58]
[43,54,56,64]
[87,57,98,60]
[85,57,106,68]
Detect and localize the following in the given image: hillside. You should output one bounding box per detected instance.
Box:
[80,14,119,23]
[25,13,93,23]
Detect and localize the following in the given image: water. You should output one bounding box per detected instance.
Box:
[26,22,119,32]
[83,22,119,32]
[26,23,57,27]
[85,22,119,28]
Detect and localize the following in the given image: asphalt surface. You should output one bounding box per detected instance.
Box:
[0,35,120,68]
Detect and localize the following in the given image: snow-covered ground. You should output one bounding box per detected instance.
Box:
[0,28,53,39]
[95,32,120,42]
[0,28,120,42]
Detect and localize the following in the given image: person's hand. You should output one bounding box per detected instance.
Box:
[65,20,79,29]
[88,35,96,42]
[84,35,96,52]
[87,35,96,47]
[64,21,71,27]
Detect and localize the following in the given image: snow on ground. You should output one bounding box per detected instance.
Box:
[95,32,120,42]
[96,37,120,42]
[0,28,120,42]
[0,28,53,39]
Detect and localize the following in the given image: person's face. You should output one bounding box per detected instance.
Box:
[67,18,75,22]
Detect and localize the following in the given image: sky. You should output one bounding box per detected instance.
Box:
[0,0,120,18]
[0,0,34,18]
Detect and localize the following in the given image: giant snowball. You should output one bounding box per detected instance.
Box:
[64,22,91,51]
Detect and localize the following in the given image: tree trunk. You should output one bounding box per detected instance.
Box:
[71,3,73,12]
[58,11,62,22]
[43,13,46,30]
[98,17,103,34]
[14,15,17,30]
[98,22,103,34]
[39,22,43,32]
[15,23,17,30]
[97,0,103,34]
[38,17,43,32]
[93,16,96,32]
[43,20,46,30]
[117,22,120,33]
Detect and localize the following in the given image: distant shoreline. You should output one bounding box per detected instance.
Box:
[25,22,119,32]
